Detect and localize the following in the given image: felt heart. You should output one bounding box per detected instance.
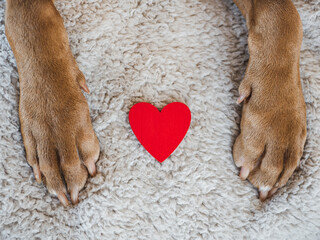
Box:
[129,102,191,163]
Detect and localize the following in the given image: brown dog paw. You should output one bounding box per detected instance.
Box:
[6,0,100,206]
[20,81,100,206]
[233,75,307,201]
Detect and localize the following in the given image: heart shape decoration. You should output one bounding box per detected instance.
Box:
[129,102,191,163]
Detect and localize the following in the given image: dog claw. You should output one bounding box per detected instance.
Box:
[33,165,42,184]
[80,82,90,93]
[259,191,268,201]
[237,95,246,104]
[71,189,79,205]
[85,160,97,177]
[239,166,250,180]
[268,188,278,198]
[57,192,69,207]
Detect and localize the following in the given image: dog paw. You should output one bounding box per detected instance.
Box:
[5,0,100,206]
[20,74,100,206]
[233,76,306,201]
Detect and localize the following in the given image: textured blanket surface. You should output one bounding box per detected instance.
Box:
[0,0,319,239]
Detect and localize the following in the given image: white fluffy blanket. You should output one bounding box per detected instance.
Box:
[0,0,319,239]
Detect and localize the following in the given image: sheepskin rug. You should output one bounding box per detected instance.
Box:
[0,0,319,239]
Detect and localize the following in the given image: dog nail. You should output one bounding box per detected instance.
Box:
[237,95,246,104]
[34,174,41,184]
[259,191,268,201]
[57,192,69,207]
[71,189,79,205]
[86,161,97,177]
[80,82,90,93]
[268,188,278,197]
[239,167,249,180]
[33,166,42,183]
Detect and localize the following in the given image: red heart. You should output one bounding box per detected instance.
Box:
[129,102,191,163]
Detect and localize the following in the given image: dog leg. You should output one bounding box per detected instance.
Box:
[232,0,306,201]
[5,0,100,206]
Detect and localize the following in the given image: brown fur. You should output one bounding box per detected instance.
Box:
[5,0,100,206]
[232,0,306,200]
[5,0,306,205]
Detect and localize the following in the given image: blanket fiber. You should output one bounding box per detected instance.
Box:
[0,0,319,239]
